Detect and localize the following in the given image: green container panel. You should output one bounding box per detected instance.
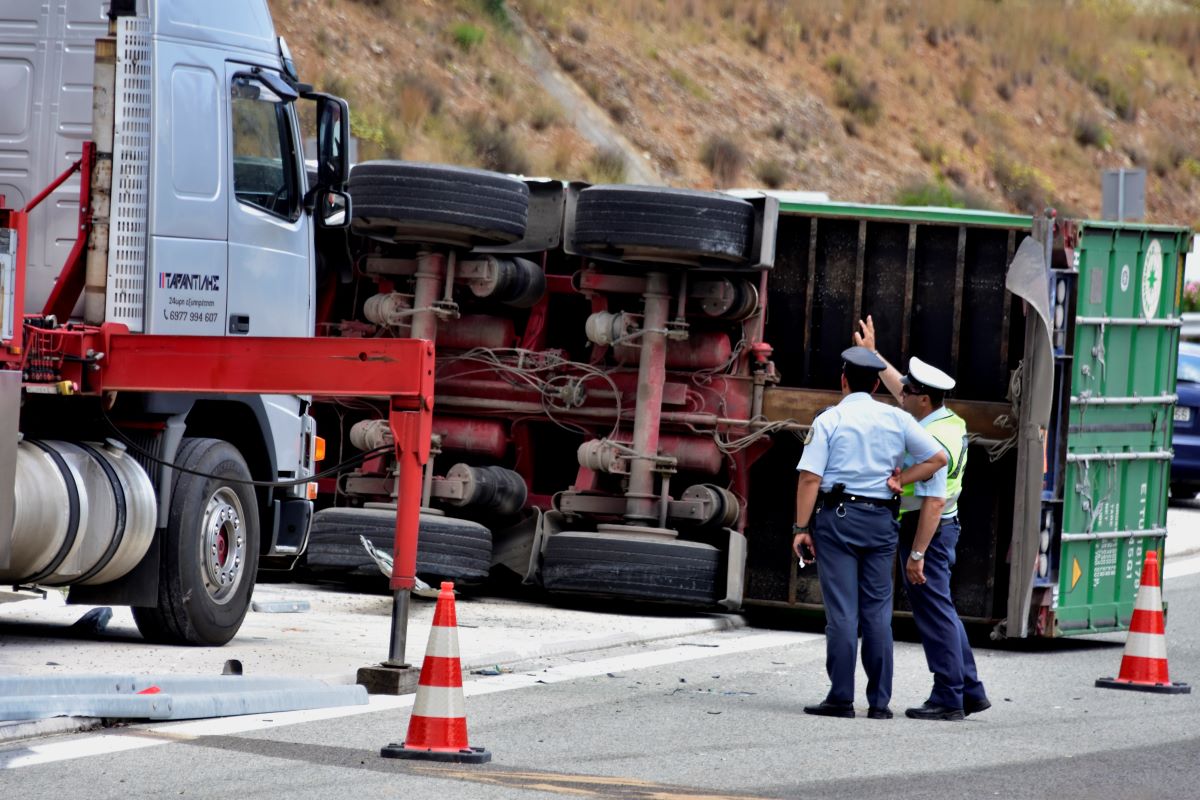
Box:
[1056,223,1189,635]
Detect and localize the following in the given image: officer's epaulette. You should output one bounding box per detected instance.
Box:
[803,406,838,446]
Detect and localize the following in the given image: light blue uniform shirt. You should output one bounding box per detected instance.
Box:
[796,392,943,499]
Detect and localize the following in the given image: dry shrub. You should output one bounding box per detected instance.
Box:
[756,158,788,189]
[991,151,1055,213]
[587,147,627,183]
[393,73,443,131]
[465,113,530,175]
[700,134,746,188]
[834,77,881,125]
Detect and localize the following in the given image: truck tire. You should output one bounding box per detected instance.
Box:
[1171,483,1198,501]
[132,438,259,646]
[541,531,720,604]
[570,185,755,265]
[349,161,529,247]
[306,508,492,581]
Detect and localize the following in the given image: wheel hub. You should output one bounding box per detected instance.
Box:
[201,487,245,604]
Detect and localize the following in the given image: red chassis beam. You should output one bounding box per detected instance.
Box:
[97,331,435,591]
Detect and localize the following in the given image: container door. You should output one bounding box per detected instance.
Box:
[224,65,310,338]
[1055,224,1188,635]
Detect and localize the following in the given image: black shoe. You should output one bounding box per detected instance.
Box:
[804,701,856,718]
[867,707,893,719]
[904,702,964,721]
[964,697,992,716]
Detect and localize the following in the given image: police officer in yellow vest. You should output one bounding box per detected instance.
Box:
[793,346,947,720]
[855,316,990,722]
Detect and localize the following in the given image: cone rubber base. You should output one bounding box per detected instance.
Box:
[1096,677,1191,694]
[380,744,492,763]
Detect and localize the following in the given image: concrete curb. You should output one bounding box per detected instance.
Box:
[0,716,102,746]
[0,613,746,747]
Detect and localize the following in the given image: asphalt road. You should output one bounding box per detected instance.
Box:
[5,557,1199,800]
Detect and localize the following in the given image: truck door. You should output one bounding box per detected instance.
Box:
[224,67,311,338]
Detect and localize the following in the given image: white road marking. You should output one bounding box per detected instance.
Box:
[0,630,817,770]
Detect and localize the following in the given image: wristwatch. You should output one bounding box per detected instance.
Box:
[909,550,925,561]
[792,523,811,534]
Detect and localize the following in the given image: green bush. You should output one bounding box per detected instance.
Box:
[1183,281,1200,314]
[1072,116,1111,149]
[991,151,1056,212]
[894,179,965,208]
[452,23,486,51]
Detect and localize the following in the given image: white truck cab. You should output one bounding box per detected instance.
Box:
[0,0,352,644]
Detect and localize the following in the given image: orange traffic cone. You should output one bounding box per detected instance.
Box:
[381,581,492,763]
[1096,551,1190,694]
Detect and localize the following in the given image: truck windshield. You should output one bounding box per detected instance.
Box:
[231,75,299,220]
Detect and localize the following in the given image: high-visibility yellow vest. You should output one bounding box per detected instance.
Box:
[900,407,968,518]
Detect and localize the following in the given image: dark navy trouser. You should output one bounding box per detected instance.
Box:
[899,514,986,709]
[812,501,898,710]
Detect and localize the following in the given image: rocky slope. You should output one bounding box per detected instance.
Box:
[270,0,1200,226]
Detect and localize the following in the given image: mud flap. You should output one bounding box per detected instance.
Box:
[1004,229,1056,638]
[491,507,543,584]
[720,529,747,611]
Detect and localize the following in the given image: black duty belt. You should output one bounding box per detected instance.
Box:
[819,493,899,514]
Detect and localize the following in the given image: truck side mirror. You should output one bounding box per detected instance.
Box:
[316,189,351,229]
[316,96,350,188]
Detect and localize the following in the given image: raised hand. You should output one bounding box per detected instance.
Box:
[852,314,877,351]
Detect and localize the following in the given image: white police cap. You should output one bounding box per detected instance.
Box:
[902,356,956,392]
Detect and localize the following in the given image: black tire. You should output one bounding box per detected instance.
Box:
[132,438,260,646]
[1171,483,1198,501]
[349,161,529,247]
[542,531,720,604]
[306,508,492,581]
[570,185,756,265]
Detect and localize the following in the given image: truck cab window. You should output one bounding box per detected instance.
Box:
[231,76,299,220]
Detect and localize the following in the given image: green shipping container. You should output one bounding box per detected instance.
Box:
[1049,223,1190,635]
[741,196,1191,638]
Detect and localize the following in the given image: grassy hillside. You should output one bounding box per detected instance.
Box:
[272,0,1200,226]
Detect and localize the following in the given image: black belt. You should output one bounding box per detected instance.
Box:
[819,493,899,513]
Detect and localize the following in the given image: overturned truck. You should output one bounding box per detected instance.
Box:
[310,165,1189,639]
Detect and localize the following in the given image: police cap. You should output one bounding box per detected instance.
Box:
[901,356,956,393]
[840,346,887,371]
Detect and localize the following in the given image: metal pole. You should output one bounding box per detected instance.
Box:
[626,271,669,524]
[411,251,444,342]
[385,588,411,667]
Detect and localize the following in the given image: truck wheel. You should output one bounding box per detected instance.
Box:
[349,161,529,247]
[1171,483,1198,501]
[542,531,719,605]
[306,508,492,582]
[132,439,259,646]
[570,185,755,265]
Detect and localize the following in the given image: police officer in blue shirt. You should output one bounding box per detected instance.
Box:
[792,346,947,719]
[853,316,991,722]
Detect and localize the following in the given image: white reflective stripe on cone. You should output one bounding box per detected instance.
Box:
[411,685,467,719]
[1134,587,1164,613]
[1124,631,1169,660]
[423,627,461,659]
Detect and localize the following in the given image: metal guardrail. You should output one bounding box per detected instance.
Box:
[1182,312,1200,339]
